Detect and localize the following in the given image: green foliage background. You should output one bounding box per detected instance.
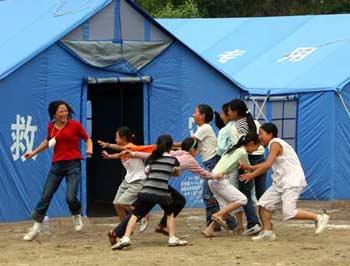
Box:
[136,0,350,18]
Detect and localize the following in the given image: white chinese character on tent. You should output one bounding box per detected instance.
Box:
[277,47,317,63]
[10,114,38,161]
[218,49,246,64]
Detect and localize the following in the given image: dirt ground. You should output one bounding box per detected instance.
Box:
[1,201,350,266]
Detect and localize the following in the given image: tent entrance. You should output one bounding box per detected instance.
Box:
[86,79,144,217]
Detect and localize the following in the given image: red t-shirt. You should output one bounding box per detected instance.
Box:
[47,120,89,163]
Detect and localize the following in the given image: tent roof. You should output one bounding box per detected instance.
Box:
[159,15,350,95]
[0,0,112,80]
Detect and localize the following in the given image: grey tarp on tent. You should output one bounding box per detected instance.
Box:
[61,40,171,69]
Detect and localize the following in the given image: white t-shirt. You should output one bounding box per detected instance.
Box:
[121,157,147,183]
[268,138,306,191]
[193,123,217,162]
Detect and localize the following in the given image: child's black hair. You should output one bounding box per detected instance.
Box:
[181,137,198,151]
[260,123,278,138]
[117,126,136,143]
[146,135,173,163]
[226,132,259,154]
[229,99,256,133]
[197,104,214,123]
[214,102,230,129]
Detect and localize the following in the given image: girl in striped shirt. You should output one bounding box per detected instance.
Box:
[112,135,188,250]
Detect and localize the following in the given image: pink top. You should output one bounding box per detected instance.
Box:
[132,150,214,179]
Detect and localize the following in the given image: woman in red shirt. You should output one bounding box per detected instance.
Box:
[23,100,93,241]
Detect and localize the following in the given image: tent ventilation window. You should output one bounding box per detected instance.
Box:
[245,95,298,149]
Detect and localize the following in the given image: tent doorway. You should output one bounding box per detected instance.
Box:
[86,81,144,217]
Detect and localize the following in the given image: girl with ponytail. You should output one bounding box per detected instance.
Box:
[228,99,266,235]
[100,127,147,223]
[202,133,260,237]
[112,135,188,250]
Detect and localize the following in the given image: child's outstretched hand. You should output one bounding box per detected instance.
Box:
[239,173,254,183]
[101,150,110,159]
[239,163,252,171]
[97,140,109,148]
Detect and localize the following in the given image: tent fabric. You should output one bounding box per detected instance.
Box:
[0,0,112,80]
[61,40,171,70]
[61,41,124,68]
[158,15,350,94]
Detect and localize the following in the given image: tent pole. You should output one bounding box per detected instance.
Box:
[337,91,350,118]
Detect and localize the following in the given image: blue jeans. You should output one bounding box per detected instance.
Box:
[203,155,237,230]
[249,154,267,200]
[32,160,82,222]
[238,154,266,229]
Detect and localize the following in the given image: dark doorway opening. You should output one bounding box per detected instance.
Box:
[86,82,144,216]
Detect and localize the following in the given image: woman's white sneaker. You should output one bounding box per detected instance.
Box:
[72,214,83,231]
[315,214,329,234]
[112,236,131,250]
[252,230,276,241]
[23,222,41,241]
[168,236,188,246]
[242,224,262,236]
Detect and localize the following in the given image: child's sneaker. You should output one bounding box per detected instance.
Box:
[242,224,262,236]
[315,214,329,234]
[111,236,131,250]
[23,222,41,241]
[72,214,83,231]
[252,230,276,241]
[139,214,150,233]
[168,236,188,246]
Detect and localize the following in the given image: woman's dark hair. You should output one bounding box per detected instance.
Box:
[260,123,278,138]
[197,104,214,123]
[147,134,173,163]
[226,132,259,154]
[214,102,230,129]
[48,100,74,120]
[117,126,136,143]
[181,137,198,152]
[229,99,256,133]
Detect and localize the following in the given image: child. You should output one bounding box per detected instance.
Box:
[240,123,329,241]
[215,102,245,232]
[100,127,147,227]
[228,99,265,235]
[202,133,260,237]
[190,104,224,227]
[112,135,187,250]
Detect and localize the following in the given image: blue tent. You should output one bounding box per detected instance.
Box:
[1,1,350,222]
[0,0,239,222]
[159,15,350,201]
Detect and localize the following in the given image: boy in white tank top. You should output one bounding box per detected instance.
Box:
[240,123,329,241]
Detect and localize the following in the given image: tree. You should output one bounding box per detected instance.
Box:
[136,0,350,18]
[137,0,200,18]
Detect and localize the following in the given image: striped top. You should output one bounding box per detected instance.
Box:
[140,153,179,197]
[231,118,265,155]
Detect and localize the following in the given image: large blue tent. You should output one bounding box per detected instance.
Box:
[159,15,350,201]
[1,1,350,222]
[0,0,239,222]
